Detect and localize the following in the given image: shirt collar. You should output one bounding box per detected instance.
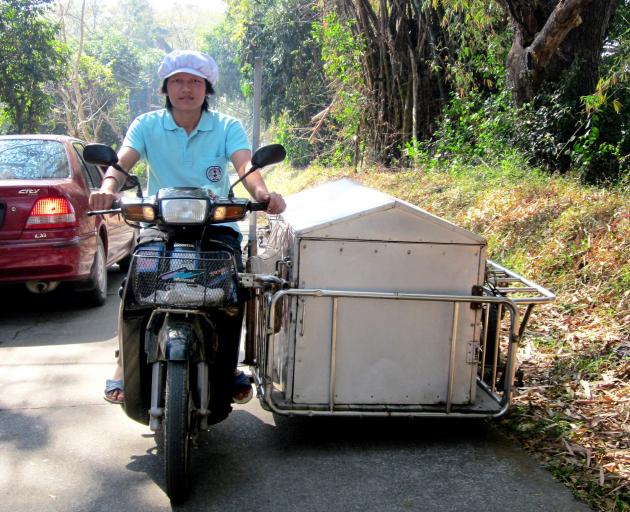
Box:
[162,110,178,131]
[197,110,214,132]
[162,109,214,132]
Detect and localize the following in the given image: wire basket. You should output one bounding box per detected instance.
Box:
[130,247,238,308]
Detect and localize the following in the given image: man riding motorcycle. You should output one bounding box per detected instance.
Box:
[89,49,286,419]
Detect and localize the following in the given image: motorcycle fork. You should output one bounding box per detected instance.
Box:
[147,312,214,432]
[149,362,165,431]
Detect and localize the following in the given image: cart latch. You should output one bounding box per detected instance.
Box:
[470,285,483,309]
[467,342,481,364]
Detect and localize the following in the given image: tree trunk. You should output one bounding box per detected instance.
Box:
[334,0,447,163]
[498,0,619,106]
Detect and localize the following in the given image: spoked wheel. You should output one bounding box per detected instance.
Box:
[164,360,192,503]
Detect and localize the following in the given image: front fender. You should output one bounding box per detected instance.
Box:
[160,320,199,361]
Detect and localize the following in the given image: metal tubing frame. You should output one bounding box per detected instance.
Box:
[486,260,556,305]
[446,303,460,413]
[258,288,521,419]
[329,298,339,411]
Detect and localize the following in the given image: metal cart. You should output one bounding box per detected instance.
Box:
[243,179,555,418]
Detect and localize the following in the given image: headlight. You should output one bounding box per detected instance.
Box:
[121,201,155,222]
[212,205,247,222]
[161,199,208,224]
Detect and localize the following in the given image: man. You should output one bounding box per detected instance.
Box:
[90,49,285,413]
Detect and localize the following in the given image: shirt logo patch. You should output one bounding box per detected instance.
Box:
[206,166,223,182]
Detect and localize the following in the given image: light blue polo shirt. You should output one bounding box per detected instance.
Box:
[122,109,251,233]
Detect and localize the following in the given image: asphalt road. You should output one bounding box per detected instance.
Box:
[0,271,591,512]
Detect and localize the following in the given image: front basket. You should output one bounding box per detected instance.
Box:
[130,248,238,308]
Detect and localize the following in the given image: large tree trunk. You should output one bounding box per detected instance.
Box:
[498,0,619,106]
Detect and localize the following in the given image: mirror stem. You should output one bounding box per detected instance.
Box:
[228,165,259,199]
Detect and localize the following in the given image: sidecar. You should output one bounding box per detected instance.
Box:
[245,179,554,418]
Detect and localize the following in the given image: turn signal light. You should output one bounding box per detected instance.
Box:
[212,205,247,222]
[122,203,156,222]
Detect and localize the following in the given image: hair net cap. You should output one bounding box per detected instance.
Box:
[158,50,218,84]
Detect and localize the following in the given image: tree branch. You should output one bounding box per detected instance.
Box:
[528,0,593,69]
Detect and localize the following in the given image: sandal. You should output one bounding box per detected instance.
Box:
[104,379,124,404]
[233,371,253,404]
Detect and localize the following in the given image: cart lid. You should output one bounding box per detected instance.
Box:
[282,179,485,244]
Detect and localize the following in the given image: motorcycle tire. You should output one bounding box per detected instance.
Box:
[164,360,191,503]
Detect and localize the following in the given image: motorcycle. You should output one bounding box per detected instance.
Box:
[85,143,286,502]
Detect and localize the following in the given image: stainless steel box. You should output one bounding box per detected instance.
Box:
[256,179,487,408]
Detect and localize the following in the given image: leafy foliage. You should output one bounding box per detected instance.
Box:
[0,0,67,133]
[310,12,364,166]
[227,0,329,125]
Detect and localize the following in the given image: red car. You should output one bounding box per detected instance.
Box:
[0,134,136,306]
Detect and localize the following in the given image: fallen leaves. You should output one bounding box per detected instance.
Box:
[503,340,630,511]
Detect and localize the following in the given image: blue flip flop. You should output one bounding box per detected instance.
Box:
[104,379,124,404]
[233,371,253,404]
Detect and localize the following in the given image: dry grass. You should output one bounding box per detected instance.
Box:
[266,160,630,511]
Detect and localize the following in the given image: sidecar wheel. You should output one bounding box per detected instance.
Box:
[164,361,191,503]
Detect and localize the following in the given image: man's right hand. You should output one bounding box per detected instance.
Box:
[89,190,117,211]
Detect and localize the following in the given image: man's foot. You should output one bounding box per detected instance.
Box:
[104,379,124,404]
[233,371,253,404]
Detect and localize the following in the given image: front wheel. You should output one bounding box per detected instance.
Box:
[164,361,191,503]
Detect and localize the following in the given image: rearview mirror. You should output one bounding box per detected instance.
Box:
[228,144,286,198]
[251,144,286,169]
[84,144,118,166]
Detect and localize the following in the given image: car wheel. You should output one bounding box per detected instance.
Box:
[85,237,108,306]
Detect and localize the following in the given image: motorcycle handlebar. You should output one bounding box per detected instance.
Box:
[88,199,120,216]
[248,201,269,212]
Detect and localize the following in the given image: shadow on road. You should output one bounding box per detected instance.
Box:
[121,409,495,510]
[0,269,124,347]
[0,408,50,451]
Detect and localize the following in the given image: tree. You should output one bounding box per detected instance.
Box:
[0,0,67,133]
[226,0,331,164]
[323,0,454,163]
[496,0,620,106]
[51,0,162,143]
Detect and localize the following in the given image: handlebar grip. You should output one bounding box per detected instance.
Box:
[88,199,121,216]
[249,201,269,212]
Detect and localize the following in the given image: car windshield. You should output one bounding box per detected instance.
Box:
[0,139,70,180]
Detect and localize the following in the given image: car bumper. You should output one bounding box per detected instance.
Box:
[0,237,88,283]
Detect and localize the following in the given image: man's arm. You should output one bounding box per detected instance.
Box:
[230,149,286,215]
[89,147,141,210]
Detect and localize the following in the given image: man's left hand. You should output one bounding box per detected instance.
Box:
[258,191,286,215]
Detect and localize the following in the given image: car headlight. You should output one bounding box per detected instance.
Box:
[160,199,208,224]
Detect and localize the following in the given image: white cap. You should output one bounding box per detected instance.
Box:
[157,50,219,84]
